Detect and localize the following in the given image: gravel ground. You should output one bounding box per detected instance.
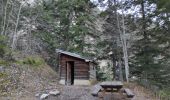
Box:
[0,84,157,100]
[47,86,98,100]
[45,84,157,100]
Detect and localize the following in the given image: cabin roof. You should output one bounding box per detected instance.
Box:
[56,49,92,62]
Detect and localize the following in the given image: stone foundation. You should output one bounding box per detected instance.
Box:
[59,79,90,85]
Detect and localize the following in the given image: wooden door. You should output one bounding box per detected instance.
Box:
[66,62,71,85]
[66,61,74,85]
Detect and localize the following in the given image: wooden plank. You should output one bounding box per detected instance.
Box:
[74,77,89,80]
[91,84,102,96]
[74,76,89,78]
[124,88,135,98]
[100,81,123,86]
[75,69,88,71]
[75,72,88,74]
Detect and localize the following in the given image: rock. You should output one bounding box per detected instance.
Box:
[0,66,5,72]
[35,93,40,97]
[49,90,60,96]
[40,94,49,100]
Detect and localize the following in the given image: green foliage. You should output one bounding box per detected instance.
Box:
[157,0,170,12]
[96,63,113,81]
[128,0,170,91]
[96,65,107,81]
[161,88,170,98]
[0,60,10,66]
[0,72,8,78]
[34,0,96,54]
[0,35,8,58]
[56,0,95,51]
[99,11,108,17]
[159,90,170,98]
[17,56,45,67]
[31,0,97,73]
[0,35,13,62]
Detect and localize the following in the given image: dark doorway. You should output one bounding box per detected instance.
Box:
[66,61,74,85]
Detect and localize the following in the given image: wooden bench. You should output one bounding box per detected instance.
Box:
[91,84,102,96]
[124,88,135,98]
[100,81,123,92]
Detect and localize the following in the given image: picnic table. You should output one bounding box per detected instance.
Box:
[91,81,135,99]
[100,81,123,92]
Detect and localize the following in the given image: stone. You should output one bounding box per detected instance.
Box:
[40,94,49,100]
[35,93,40,97]
[49,90,60,96]
[0,66,5,72]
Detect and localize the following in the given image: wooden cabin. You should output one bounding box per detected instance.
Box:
[56,49,96,85]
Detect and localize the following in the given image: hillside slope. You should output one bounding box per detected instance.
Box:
[0,55,59,99]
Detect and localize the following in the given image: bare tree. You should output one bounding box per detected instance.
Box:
[4,1,13,36]
[11,1,23,50]
[1,0,9,35]
[114,0,129,82]
[121,4,129,83]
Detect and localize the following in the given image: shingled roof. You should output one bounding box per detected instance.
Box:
[56,49,92,62]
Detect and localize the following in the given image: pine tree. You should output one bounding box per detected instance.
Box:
[34,0,96,54]
[129,0,170,88]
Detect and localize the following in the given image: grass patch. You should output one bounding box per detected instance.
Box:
[17,56,45,67]
[0,60,10,66]
[0,72,8,78]
[160,88,170,98]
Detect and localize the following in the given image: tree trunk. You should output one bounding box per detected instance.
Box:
[121,4,129,83]
[114,0,129,82]
[1,0,9,35]
[113,0,124,81]
[11,2,22,50]
[141,0,146,38]
[1,0,4,34]
[5,1,14,36]
[141,0,149,67]
[118,58,123,81]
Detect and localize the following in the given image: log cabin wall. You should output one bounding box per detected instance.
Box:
[60,54,89,80]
